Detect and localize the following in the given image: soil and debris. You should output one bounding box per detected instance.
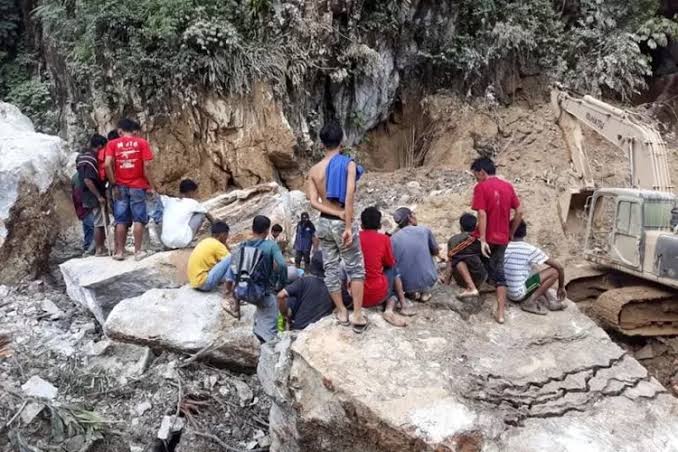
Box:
[0,279,271,452]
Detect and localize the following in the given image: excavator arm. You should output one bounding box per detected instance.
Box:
[551,89,674,231]
[552,89,673,192]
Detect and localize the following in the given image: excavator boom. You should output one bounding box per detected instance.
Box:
[552,89,674,231]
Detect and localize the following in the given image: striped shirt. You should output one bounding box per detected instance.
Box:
[504,240,548,301]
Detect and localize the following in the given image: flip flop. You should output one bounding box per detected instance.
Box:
[546,298,567,311]
[457,289,480,299]
[419,293,432,303]
[112,254,125,261]
[351,315,369,334]
[134,251,149,262]
[334,311,350,326]
[520,298,547,315]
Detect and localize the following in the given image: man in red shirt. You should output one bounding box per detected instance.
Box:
[104,118,157,261]
[470,157,524,324]
[359,207,414,327]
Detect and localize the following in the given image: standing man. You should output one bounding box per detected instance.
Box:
[470,157,524,324]
[76,134,109,256]
[293,212,315,270]
[307,120,367,333]
[104,118,157,261]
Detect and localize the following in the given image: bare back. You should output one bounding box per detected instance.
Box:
[308,155,344,214]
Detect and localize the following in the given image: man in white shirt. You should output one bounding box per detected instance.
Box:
[160,179,214,249]
[504,221,566,315]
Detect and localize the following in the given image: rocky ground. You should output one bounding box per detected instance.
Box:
[2,92,678,451]
[0,278,271,451]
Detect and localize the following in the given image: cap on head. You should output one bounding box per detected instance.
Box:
[393,207,413,228]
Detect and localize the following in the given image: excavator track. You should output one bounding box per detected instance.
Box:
[592,285,678,336]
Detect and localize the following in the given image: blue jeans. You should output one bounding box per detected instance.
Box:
[113,186,148,225]
[148,195,163,224]
[82,211,94,251]
[199,255,233,292]
[253,293,278,343]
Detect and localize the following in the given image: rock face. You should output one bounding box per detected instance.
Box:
[60,251,186,324]
[203,182,310,244]
[104,286,260,370]
[0,102,70,283]
[259,286,678,451]
[91,83,301,193]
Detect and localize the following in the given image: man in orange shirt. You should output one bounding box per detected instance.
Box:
[104,118,157,261]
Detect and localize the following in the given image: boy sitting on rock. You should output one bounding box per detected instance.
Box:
[504,221,567,314]
[187,222,231,292]
[444,213,487,299]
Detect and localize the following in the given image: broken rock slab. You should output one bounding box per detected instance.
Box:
[21,376,58,400]
[104,286,260,370]
[60,251,186,324]
[259,285,678,452]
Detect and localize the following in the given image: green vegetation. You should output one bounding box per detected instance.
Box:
[1,0,677,131]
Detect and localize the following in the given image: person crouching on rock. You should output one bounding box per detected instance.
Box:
[104,118,158,261]
[504,221,567,315]
[158,179,215,249]
[187,221,231,293]
[443,213,487,299]
[225,215,288,343]
[390,207,440,303]
[276,250,334,331]
[359,207,416,327]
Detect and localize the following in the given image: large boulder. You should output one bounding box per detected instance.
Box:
[60,251,188,324]
[0,103,70,283]
[203,182,310,244]
[104,286,260,370]
[258,286,678,451]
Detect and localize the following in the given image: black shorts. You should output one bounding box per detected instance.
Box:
[483,244,507,287]
[451,255,487,288]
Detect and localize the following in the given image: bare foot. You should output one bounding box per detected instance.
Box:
[494,311,505,324]
[398,300,417,316]
[383,310,407,327]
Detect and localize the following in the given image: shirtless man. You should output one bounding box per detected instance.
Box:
[307,120,367,333]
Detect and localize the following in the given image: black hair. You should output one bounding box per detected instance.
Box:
[271,224,283,233]
[117,118,141,132]
[107,130,119,141]
[211,221,229,235]
[253,215,271,234]
[361,207,382,230]
[514,220,527,239]
[319,120,343,149]
[179,179,198,194]
[89,134,107,149]
[459,213,477,233]
[309,250,324,277]
[470,157,496,175]
[300,212,309,219]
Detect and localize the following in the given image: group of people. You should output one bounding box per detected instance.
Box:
[72,117,568,344]
[71,118,218,260]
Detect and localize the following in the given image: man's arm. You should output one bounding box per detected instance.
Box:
[276,289,289,316]
[104,156,116,185]
[307,175,344,217]
[428,229,440,257]
[546,257,566,297]
[509,205,524,240]
[144,161,157,193]
[476,209,491,258]
[272,244,288,288]
[83,178,104,203]
[343,161,357,230]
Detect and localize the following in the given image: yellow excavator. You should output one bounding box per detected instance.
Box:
[552,88,678,336]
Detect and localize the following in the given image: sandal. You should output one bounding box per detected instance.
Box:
[419,292,432,303]
[112,253,125,261]
[134,251,149,262]
[351,315,369,334]
[334,310,350,326]
[546,298,566,311]
[457,289,480,299]
[520,297,547,315]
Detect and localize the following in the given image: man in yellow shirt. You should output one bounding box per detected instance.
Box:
[187,222,231,291]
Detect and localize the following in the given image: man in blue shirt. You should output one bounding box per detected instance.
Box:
[294,212,316,269]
